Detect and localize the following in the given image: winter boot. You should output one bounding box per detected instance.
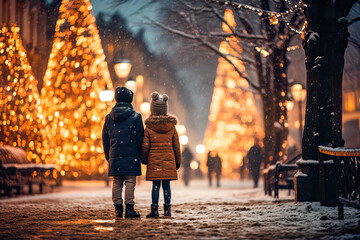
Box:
[114,204,123,218]
[125,204,140,218]
[146,204,159,218]
[164,203,171,217]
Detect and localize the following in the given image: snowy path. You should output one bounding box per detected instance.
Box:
[0,180,359,239]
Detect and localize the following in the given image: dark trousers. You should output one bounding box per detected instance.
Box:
[208,170,220,187]
[152,180,171,204]
[251,171,260,188]
[183,169,190,186]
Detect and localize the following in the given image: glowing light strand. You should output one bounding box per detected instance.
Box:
[217,0,307,34]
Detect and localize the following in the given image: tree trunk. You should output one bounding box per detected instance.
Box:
[302,0,355,160]
[256,54,275,168]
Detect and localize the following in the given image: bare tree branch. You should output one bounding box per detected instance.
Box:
[179,0,213,12]
[208,32,268,41]
[206,2,268,42]
[151,19,260,91]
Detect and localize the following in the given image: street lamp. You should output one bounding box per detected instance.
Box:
[177,125,186,136]
[291,83,306,145]
[114,59,132,79]
[196,144,206,154]
[136,75,144,109]
[179,135,189,145]
[140,102,150,116]
[190,161,199,170]
[286,100,294,111]
[125,78,137,94]
[99,86,114,102]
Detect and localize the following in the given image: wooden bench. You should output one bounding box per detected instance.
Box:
[263,153,301,198]
[318,146,360,220]
[0,146,58,195]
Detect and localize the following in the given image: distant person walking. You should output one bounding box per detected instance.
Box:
[182,146,194,186]
[247,138,262,188]
[207,150,222,187]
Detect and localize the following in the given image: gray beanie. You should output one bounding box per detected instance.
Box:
[150,92,168,116]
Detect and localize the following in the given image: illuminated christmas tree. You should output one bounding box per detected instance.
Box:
[40,0,113,178]
[0,24,43,163]
[203,10,263,178]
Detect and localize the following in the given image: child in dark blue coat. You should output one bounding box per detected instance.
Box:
[102,86,144,218]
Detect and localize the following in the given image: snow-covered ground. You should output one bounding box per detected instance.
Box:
[0,179,359,239]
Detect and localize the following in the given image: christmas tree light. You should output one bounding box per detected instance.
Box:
[0,24,43,163]
[40,0,113,178]
[203,10,263,178]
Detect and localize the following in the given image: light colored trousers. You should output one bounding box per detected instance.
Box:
[112,176,136,205]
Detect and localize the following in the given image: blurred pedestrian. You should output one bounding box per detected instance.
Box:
[247,138,262,188]
[207,150,222,187]
[182,146,194,186]
[102,86,143,219]
[142,92,181,218]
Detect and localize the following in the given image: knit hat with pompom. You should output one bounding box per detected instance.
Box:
[150,92,168,116]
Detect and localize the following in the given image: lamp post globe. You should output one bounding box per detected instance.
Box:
[114,59,132,79]
[177,125,186,136]
[140,102,150,115]
[99,89,114,102]
[291,83,306,145]
[125,77,137,94]
[291,84,306,102]
[196,144,206,154]
[179,135,189,145]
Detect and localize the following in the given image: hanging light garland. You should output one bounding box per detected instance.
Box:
[216,0,307,34]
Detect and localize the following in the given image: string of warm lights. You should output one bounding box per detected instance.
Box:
[217,0,306,17]
[0,24,44,163]
[40,0,113,178]
[286,45,300,52]
[203,10,263,178]
[217,0,307,34]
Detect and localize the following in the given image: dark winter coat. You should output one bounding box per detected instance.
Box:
[182,147,194,170]
[247,144,262,174]
[141,115,181,181]
[207,151,222,173]
[102,102,144,176]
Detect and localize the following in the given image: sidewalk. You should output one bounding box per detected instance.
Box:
[0,180,359,239]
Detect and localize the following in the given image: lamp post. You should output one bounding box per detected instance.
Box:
[179,135,189,146]
[99,86,114,186]
[99,87,114,102]
[196,144,206,154]
[140,102,150,117]
[291,83,306,145]
[114,59,132,85]
[177,125,186,136]
[136,75,144,110]
[125,78,137,94]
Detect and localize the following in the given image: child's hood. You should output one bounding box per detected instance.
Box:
[145,114,178,133]
[110,102,134,122]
